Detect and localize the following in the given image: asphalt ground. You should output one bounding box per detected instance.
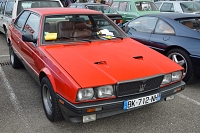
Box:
[0,33,200,133]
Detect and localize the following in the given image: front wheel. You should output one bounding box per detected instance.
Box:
[41,77,63,122]
[167,49,196,83]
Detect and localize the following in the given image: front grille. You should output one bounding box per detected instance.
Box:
[116,75,164,97]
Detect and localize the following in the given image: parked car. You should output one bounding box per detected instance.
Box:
[8,8,185,123]
[155,1,200,14]
[110,0,160,22]
[0,0,63,45]
[121,13,200,83]
[68,3,123,24]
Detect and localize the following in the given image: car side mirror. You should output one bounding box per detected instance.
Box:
[122,26,130,33]
[22,34,37,43]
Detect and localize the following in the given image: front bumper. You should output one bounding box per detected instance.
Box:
[57,81,185,123]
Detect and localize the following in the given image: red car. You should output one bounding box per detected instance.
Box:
[8,8,185,123]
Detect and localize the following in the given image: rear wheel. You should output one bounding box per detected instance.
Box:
[167,49,197,83]
[4,28,10,46]
[41,77,63,122]
[9,46,23,69]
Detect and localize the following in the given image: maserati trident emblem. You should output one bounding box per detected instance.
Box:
[139,83,146,92]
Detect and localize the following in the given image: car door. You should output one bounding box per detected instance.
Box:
[125,16,158,45]
[149,19,175,53]
[20,12,40,73]
[12,11,40,72]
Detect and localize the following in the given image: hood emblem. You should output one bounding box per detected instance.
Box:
[139,82,146,92]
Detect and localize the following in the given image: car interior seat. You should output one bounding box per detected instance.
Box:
[182,21,193,28]
[71,22,92,40]
[57,21,75,40]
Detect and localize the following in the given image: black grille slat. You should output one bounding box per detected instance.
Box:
[117,76,164,97]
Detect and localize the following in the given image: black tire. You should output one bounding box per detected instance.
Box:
[9,46,23,69]
[4,28,10,46]
[166,49,197,83]
[41,77,63,122]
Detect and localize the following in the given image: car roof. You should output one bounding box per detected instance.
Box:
[1,0,60,1]
[113,0,153,2]
[26,8,103,15]
[155,1,197,3]
[142,13,200,19]
[70,3,109,6]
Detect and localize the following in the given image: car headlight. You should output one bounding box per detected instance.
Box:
[161,74,172,85]
[77,85,115,102]
[77,88,94,101]
[161,71,183,86]
[95,85,114,98]
[172,71,182,82]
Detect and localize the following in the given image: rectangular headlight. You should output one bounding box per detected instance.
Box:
[77,88,94,101]
[172,71,182,82]
[96,85,114,98]
[161,74,172,85]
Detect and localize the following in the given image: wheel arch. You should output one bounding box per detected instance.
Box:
[164,46,191,56]
[39,68,57,92]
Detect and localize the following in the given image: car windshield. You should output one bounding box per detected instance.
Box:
[17,1,61,15]
[180,2,200,12]
[86,5,118,14]
[135,1,158,11]
[42,14,125,44]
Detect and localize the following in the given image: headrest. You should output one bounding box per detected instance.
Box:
[74,22,87,29]
[44,22,50,31]
[58,21,74,30]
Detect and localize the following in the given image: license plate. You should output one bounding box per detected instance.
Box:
[123,93,161,110]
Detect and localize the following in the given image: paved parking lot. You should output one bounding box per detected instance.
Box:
[0,33,200,133]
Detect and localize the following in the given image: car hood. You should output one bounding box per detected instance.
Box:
[44,38,182,88]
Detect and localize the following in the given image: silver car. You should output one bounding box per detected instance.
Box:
[155,1,200,14]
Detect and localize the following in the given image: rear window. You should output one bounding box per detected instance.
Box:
[17,1,61,15]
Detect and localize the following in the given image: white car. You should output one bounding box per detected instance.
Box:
[155,1,200,14]
[0,0,63,45]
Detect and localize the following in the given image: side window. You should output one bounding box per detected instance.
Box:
[0,1,6,14]
[5,1,14,17]
[77,5,83,8]
[155,20,175,34]
[69,5,76,8]
[111,2,119,11]
[23,13,40,39]
[14,11,30,31]
[128,17,158,33]
[119,2,127,11]
[160,3,174,12]
[127,2,132,12]
[155,3,162,9]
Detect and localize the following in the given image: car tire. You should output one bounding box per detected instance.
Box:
[41,77,64,122]
[4,28,10,46]
[9,46,23,69]
[167,49,197,83]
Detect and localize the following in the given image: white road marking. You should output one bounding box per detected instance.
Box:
[177,93,200,106]
[0,67,32,133]
[0,55,9,57]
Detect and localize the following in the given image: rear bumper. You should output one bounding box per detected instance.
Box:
[57,81,185,123]
[191,55,200,78]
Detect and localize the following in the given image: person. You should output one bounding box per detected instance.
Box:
[65,0,75,7]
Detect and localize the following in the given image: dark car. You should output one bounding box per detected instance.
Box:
[68,3,123,24]
[121,13,200,83]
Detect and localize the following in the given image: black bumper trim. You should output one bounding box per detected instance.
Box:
[57,81,185,123]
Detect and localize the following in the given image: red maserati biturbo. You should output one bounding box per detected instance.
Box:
[8,8,185,123]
